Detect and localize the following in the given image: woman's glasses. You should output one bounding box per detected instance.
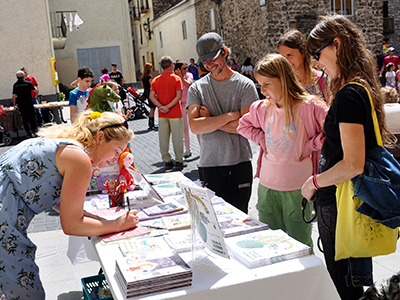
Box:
[312,39,334,61]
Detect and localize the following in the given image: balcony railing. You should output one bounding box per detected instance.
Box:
[141,0,150,13]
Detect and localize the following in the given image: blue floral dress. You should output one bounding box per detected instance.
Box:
[0,138,81,300]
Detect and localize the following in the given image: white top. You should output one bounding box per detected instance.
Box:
[384,103,400,134]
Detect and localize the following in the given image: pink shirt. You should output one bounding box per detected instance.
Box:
[259,103,312,191]
[181,72,193,107]
[237,99,328,183]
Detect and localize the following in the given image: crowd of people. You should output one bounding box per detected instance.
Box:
[3,14,400,300]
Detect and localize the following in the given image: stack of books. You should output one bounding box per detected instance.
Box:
[225,229,312,268]
[115,251,192,298]
[218,215,269,238]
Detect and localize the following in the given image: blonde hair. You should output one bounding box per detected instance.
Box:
[307,15,391,142]
[381,86,399,104]
[254,54,310,130]
[38,110,134,148]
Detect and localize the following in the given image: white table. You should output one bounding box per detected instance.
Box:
[93,236,340,300]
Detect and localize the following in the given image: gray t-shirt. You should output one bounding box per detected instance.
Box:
[187,72,258,167]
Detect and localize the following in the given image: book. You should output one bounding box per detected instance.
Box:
[163,230,204,253]
[179,182,230,259]
[89,206,127,220]
[115,252,192,297]
[100,225,150,243]
[119,236,173,257]
[161,214,191,230]
[142,198,187,216]
[145,172,191,185]
[213,202,248,217]
[218,215,269,238]
[225,229,312,268]
[153,182,183,197]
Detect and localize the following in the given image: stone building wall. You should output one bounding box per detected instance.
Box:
[195,0,383,69]
[385,0,400,51]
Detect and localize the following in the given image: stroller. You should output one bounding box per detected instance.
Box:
[0,105,12,146]
[124,87,150,121]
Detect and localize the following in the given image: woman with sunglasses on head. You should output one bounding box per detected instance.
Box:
[0,110,138,299]
[278,30,327,101]
[301,16,393,300]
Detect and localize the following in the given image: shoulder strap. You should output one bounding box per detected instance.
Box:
[345,82,382,146]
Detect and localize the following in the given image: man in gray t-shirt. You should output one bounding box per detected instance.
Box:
[187,32,258,213]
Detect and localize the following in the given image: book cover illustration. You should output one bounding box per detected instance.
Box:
[142,199,187,216]
[145,172,191,185]
[116,252,192,284]
[119,236,173,257]
[153,182,183,197]
[179,182,229,259]
[161,214,191,230]
[163,230,204,252]
[213,202,248,217]
[100,224,150,243]
[218,216,269,238]
[225,229,311,268]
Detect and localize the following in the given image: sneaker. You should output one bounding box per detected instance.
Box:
[164,161,174,170]
[173,161,184,171]
[183,151,192,158]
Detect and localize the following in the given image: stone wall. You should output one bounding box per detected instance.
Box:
[195,0,383,69]
[384,0,400,52]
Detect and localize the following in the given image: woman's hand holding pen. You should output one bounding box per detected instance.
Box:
[115,209,140,231]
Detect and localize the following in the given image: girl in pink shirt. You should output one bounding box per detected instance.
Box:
[237,54,328,248]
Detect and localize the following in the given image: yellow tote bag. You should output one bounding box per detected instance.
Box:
[335,177,398,261]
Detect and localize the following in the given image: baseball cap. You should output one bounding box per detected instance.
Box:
[388,47,395,52]
[111,63,117,66]
[16,70,25,78]
[196,32,225,63]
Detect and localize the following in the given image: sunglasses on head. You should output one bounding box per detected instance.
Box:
[312,38,335,61]
[101,121,129,131]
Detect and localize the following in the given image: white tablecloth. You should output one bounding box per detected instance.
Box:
[93,236,340,300]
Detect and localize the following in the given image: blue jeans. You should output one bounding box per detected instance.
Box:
[32,98,43,124]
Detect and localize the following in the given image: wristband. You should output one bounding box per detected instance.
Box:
[313,174,321,189]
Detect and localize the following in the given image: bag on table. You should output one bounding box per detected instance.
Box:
[335,82,398,261]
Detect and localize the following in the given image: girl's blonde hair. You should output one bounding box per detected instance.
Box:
[307,15,391,142]
[38,110,134,148]
[254,54,309,129]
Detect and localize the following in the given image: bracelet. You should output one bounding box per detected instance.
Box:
[313,174,321,189]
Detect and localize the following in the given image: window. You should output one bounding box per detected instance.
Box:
[159,31,163,48]
[140,24,143,44]
[182,20,187,40]
[330,0,353,16]
[209,8,216,31]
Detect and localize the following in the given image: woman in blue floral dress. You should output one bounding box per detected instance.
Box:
[0,111,138,299]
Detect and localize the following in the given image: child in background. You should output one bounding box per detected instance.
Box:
[99,68,110,83]
[69,66,94,123]
[386,62,396,89]
[237,54,328,248]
